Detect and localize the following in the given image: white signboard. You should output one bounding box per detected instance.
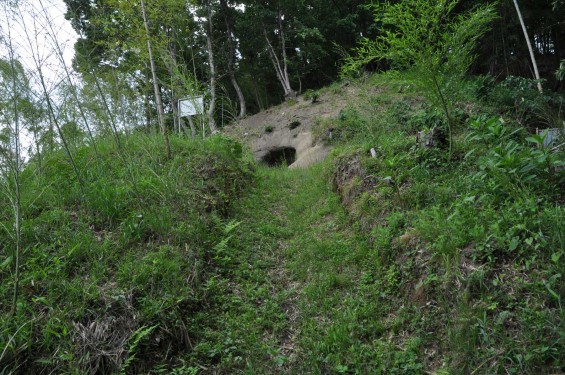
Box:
[179,96,204,116]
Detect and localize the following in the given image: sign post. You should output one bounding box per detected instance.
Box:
[178,96,205,138]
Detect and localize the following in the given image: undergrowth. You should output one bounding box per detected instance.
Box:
[323,73,564,373]
[0,133,253,373]
[1,72,563,374]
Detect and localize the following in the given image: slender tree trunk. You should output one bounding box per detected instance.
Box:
[204,1,217,133]
[512,0,543,93]
[167,30,180,134]
[40,73,86,195]
[263,10,296,99]
[39,0,99,156]
[431,73,453,161]
[141,0,172,156]
[230,74,246,116]
[187,115,197,138]
[178,116,192,137]
[48,115,54,152]
[220,0,246,118]
[253,78,265,111]
[278,9,295,98]
[15,2,86,197]
[83,58,140,195]
[144,67,152,129]
[31,120,42,176]
[166,29,194,137]
[4,8,22,316]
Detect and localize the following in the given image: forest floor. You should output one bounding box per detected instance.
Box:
[210,163,379,373]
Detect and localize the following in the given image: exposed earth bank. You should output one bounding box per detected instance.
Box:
[224,87,354,168]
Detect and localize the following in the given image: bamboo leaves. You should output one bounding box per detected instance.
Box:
[343,0,497,159]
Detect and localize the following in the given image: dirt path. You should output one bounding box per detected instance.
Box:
[216,163,373,373]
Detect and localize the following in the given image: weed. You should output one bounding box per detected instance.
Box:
[328,72,564,373]
[304,89,320,103]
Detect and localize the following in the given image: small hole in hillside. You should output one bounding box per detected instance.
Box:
[262,147,297,167]
[289,120,301,130]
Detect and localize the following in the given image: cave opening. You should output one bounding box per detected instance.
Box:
[261,147,297,167]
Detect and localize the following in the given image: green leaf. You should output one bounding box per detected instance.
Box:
[508,237,519,251]
[336,364,349,373]
[1,255,13,270]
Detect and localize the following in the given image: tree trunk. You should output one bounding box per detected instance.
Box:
[220,0,246,118]
[167,29,183,135]
[263,9,296,99]
[39,0,98,156]
[253,79,265,111]
[4,14,22,317]
[512,0,543,93]
[204,1,217,133]
[278,9,295,98]
[144,67,152,129]
[187,115,197,138]
[141,0,171,156]
[16,0,86,197]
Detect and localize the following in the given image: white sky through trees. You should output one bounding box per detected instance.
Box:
[0,0,78,156]
[1,0,77,90]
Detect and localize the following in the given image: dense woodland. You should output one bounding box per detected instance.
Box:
[61,0,565,125]
[1,0,564,373]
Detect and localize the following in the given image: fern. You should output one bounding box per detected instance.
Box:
[120,325,157,374]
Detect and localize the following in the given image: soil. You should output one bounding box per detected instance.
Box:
[223,87,351,168]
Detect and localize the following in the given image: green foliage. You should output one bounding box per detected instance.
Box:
[467,116,564,198]
[326,72,564,373]
[343,0,497,158]
[2,55,563,374]
[484,75,565,130]
[313,106,370,144]
[303,89,320,103]
[0,133,254,373]
[344,0,496,75]
[557,60,565,81]
[64,0,377,116]
[121,325,157,374]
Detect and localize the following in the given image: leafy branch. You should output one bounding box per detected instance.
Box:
[343,0,497,160]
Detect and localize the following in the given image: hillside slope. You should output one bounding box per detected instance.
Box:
[0,135,254,373]
[2,73,564,374]
[224,84,360,168]
[225,72,564,373]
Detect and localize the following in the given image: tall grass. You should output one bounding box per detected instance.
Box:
[0,133,253,373]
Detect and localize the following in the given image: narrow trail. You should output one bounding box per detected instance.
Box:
[219,163,376,373]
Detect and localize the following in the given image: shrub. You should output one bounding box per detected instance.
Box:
[304,89,320,103]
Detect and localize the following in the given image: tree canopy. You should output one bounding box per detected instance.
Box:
[61,0,564,128]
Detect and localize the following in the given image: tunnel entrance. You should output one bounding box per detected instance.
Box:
[261,147,297,167]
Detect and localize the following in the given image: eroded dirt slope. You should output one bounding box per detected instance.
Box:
[223,85,355,168]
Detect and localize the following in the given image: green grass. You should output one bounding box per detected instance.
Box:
[185,163,430,373]
[0,133,254,373]
[1,72,563,374]
[321,73,565,373]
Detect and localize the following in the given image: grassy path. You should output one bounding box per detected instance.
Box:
[204,163,391,373]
